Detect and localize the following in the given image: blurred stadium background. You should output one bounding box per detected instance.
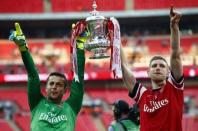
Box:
[0,0,198,131]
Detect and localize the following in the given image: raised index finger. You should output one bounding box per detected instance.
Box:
[15,22,23,35]
[170,5,174,16]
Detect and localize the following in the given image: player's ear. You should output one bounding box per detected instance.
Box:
[166,67,170,78]
[147,68,151,77]
[45,81,49,92]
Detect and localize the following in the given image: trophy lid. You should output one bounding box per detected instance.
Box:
[86,0,106,21]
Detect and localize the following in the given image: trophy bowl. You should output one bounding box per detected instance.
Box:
[70,0,122,79]
[84,2,110,59]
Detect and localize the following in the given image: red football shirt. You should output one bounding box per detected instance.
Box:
[129,73,184,131]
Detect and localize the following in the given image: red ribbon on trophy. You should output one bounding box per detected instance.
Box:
[108,17,122,79]
[70,17,122,81]
[70,20,87,82]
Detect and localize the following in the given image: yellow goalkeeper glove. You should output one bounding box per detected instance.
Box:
[9,22,27,51]
[72,23,90,50]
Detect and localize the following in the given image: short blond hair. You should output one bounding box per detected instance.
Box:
[149,56,168,67]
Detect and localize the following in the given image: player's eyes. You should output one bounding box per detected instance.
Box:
[151,64,157,68]
[160,64,165,68]
[49,82,54,85]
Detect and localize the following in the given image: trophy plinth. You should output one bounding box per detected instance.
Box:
[85,0,110,59]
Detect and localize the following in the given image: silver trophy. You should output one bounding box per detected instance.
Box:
[85,0,110,59]
[71,0,122,79]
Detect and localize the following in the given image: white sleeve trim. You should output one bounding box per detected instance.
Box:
[168,73,184,90]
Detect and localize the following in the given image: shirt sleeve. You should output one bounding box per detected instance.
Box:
[108,126,115,131]
[167,72,184,90]
[66,49,85,114]
[117,122,126,131]
[129,82,147,103]
[21,51,43,111]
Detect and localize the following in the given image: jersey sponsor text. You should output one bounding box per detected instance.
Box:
[39,112,67,124]
[144,98,169,113]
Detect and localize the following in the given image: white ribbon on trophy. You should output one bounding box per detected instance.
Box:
[70,0,122,81]
[110,17,122,78]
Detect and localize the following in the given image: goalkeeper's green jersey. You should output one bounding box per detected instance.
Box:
[21,49,85,131]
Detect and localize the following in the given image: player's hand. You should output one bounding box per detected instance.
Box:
[9,23,27,48]
[72,23,90,50]
[170,5,182,28]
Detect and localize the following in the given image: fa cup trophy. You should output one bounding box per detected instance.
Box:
[71,0,122,81]
[84,1,109,59]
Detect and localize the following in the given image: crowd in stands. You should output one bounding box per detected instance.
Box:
[0,100,17,120]
[0,33,197,75]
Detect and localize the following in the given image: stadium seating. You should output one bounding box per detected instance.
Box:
[1,0,198,14]
[13,113,30,131]
[182,115,198,131]
[0,89,29,111]
[1,35,197,74]
[142,36,198,55]
[100,111,113,129]
[76,114,98,131]
[0,0,43,13]
[0,42,16,60]
[184,87,198,106]
[86,88,135,105]
[134,0,198,10]
[0,119,13,131]
[51,0,125,12]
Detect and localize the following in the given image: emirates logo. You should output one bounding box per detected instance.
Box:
[144,99,169,113]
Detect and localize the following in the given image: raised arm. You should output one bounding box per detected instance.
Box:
[9,23,43,111]
[67,23,88,114]
[170,6,183,80]
[121,45,136,93]
[67,49,85,114]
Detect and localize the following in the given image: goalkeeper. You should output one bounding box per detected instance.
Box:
[9,23,88,131]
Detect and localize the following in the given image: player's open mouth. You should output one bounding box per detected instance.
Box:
[52,92,58,96]
[155,72,162,75]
